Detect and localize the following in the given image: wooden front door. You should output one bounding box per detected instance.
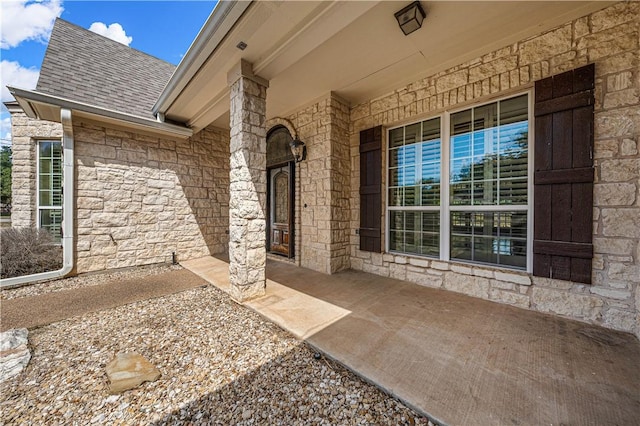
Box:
[268,164,294,257]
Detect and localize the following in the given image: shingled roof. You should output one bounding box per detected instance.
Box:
[36,19,176,120]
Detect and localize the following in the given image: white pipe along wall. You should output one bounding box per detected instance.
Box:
[0,108,75,288]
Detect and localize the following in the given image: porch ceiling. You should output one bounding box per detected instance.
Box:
[163,1,612,132]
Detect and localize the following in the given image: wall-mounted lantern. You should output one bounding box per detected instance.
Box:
[394,1,426,36]
[289,138,306,163]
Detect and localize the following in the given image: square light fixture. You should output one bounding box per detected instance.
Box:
[394,1,426,36]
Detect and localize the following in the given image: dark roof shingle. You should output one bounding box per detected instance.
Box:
[36,19,176,120]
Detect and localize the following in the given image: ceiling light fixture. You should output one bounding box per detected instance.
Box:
[394,1,426,36]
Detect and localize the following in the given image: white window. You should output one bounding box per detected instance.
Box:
[37,140,63,243]
[387,93,531,270]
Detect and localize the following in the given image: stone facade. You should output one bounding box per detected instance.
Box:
[281,93,351,274]
[10,110,231,274]
[73,119,230,273]
[349,1,640,338]
[227,61,269,301]
[9,110,63,228]
[8,2,639,338]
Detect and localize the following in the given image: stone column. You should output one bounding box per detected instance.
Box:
[227,60,269,302]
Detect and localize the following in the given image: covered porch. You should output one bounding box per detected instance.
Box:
[183,255,640,426]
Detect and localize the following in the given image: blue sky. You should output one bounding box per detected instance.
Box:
[1,0,217,146]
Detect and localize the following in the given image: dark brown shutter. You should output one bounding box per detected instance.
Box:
[533,64,595,284]
[359,126,382,252]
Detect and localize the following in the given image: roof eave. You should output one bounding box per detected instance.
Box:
[9,87,193,139]
[152,0,252,116]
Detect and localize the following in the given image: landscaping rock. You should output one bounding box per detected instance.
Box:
[0,328,31,382]
[105,352,161,394]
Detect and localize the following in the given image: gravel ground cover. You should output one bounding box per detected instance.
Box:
[0,264,181,300]
[0,271,434,425]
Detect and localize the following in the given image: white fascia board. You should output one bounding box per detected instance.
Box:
[153,0,252,116]
[8,87,193,139]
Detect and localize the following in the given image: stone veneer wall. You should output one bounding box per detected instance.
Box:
[348,2,640,338]
[74,119,230,273]
[10,111,63,228]
[283,93,351,274]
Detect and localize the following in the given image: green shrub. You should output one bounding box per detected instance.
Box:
[1,228,63,279]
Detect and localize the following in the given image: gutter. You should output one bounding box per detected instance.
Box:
[0,109,75,288]
[9,87,193,139]
[153,0,252,116]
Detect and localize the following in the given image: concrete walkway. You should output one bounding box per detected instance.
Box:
[1,269,206,331]
[182,256,640,426]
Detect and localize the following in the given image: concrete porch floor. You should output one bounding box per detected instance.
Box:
[181,256,640,426]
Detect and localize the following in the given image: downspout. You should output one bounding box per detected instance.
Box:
[0,108,74,288]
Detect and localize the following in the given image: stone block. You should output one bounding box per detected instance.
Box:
[519,25,571,65]
[92,213,129,227]
[594,183,636,206]
[620,139,638,156]
[443,273,489,299]
[370,94,398,116]
[531,276,574,290]
[573,16,589,39]
[603,88,639,110]
[586,30,638,61]
[409,257,430,268]
[595,107,640,139]
[489,289,530,309]
[431,261,449,271]
[591,2,639,33]
[148,179,175,189]
[592,254,605,271]
[531,287,603,321]
[435,69,468,93]
[589,286,632,301]
[494,271,531,286]
[406,270,442,289]
[607,263,640,282]
[76,142,116,159]
[469,56,518,83]
[596,52,637,76]
[363,262,389,277]
[603,308,636,333]
[350,103,370,121]
[600,159,640,182]
[382,254,395,262]
[75,127,106,144]
[491,280,516,291]
[450,264,472,275]
[481,46,512,63]
[606,71,633,92]
[602,209,640,238]
[389,263,407,281]
[472,267,494,279]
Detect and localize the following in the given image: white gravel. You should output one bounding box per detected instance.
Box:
[0,270,435,425]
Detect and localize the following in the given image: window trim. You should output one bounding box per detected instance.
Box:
[36,139,63,243]
[385,90,534,272]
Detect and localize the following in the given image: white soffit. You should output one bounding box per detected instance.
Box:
[167,1,612,131]
[166,1,379,132]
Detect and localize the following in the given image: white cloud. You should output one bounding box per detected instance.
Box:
[89,22,133,46]
[1,115,11,145]
[1,60,40,103]
[0,0,63,49]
